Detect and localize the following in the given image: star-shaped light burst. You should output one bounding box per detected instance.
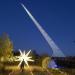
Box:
[15,49,34,67]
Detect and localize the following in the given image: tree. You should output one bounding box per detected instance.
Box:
[0,33,13,61]
[42,57,51,69]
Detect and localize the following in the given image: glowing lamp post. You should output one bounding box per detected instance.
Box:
[15,49,34,68]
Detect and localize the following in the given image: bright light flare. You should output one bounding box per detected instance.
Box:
[15,49,34,67]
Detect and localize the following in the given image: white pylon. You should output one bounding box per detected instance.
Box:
[21,4,65,57]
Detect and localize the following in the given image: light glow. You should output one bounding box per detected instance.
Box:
[15,49,34,67]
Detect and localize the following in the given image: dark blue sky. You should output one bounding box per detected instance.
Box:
[0,0,75,56]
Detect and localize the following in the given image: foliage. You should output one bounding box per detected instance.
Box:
[0,33,13,61]
[42,57,51,69]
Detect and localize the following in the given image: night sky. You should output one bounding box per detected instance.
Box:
[0,0,75,56]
